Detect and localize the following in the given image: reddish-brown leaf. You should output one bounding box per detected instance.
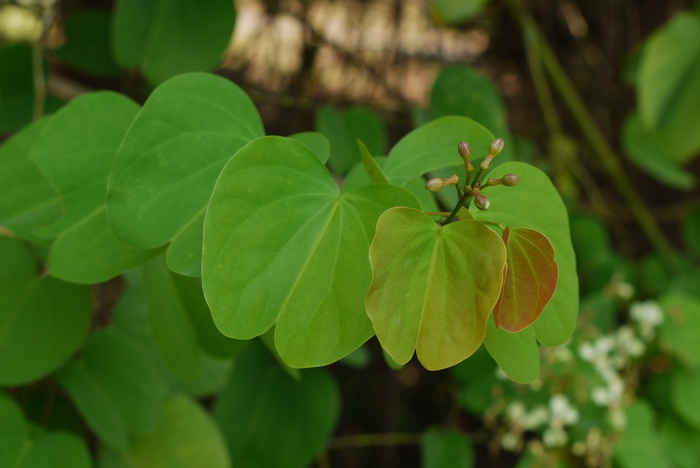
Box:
[494,227,558,333]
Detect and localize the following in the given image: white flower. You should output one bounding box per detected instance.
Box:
[630,301,664,331]
[521,405,549,430]
[591,387,609,405]
[506,401,527,423]
[616,281,635,300]
[543,426,568,448]
[500,431,521,451]
[549,394,579,425]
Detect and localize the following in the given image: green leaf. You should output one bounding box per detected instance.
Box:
[494,227,558,333]
[55,9,121,77]
[660,415,700,468]
[382,116,495,187]
[126,394,230,468]
[682,207,700,255]
[0,119,61,244]
[203,136,420,367]
[289,132,330,164]
[358,139,389,185]
[430,66,512,158]
[621,112,696,190]
[213,342,339,468]
[428,0,489,25]
[0,394,91,468]
[316,106,387,175]
[659,293,700,366]
[56,329,168,450]
[671,365,700,429]
[0,237,91,386]
[421,428,474,468]
[142,256,245,381]
[0,45,36,131]
[615,401,672,468]
[470,162,578,347]
[366,207,507,370]
[638,12,700,160]
[112,0,236,85]
[108,72,264,276]
[483,315,539,383]
[29,91,159,283]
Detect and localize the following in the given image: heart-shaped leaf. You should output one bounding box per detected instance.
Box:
[494,227,558,333]
[470,162,578,346]
[202,136,420,367]
[107,72,264,276]
[483,314,539,383]
[366,207,507,370]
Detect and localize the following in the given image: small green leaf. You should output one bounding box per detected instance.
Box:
[494,227,558,333]
[659,293,700,366]
[126,394,231,468]
[483,315,539,383]
[682,207,700,255]
[0,237,91,386]
[316,106,387,174]
[357,139,389,185]
[366,207,507,370]
[213,342,339,468]
[289,131,330,164]
[0,119,61,244]
[670,365,700,429]
[107,72,264,276]
[57,329,168,450]
[55,9,121,76]
[383,116,494,187]
[203,136,420,367]
[112,0,236,85]
[470,162,578,347]
[0,394,91,468]
[29,91,159,283]
[638,12,700,159]
[615,401,673,468]
[421,428,474,468]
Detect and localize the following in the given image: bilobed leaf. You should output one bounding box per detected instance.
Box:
[470,162,578,346]
[0,237,91,386]
[202,136,420,367]
[112,0,236,85]
[108,73,264,276]
[494,227,558,333]
[0,119,61,244]
[382,116,495,187]
[56,330,168,450]
[483,315,539,383]
[421,428,474,468]
[357,139,389,185]
[366,207,507,370]
[213,342,339,468]
[638,12,700,160]
[289,132,330,164]
[0,394,91,468]
[29,91,159,283]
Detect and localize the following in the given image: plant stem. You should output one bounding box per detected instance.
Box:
[444,189,473,224]
[32,40,45,121]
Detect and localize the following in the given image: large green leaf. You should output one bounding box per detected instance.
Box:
[382,116,495,187]
[638,12,700,160]
[213,342,339,468]
[0,237,91,386]
[289,132,330,164]
[615,401,672,468]
[29,92,159,283]
[203,136,420,367]
[470,162,578,346]
[659,293,700,366]
[107,72,264,276]
[112,0,236,85]
[56,329,168,450]
[430,66,512,158]
[670,365,700,429]
[366,207,507,370]
[315,105,387,174]
[55,9,121,77]
[494,227,558,333]
[0,394,91,468]
[483,315,539,383]
[0,119,61,244]
[421,428,474,468]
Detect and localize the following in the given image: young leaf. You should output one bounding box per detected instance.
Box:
[382,116,495,187]
[470,162,578,347]
[494,227,558,333]
[202,136,420,367]
[366,207,507,370]
[112,0,236,85]
[57,329,168,450]
[108,72,264,276]
[0,237,91,386]
[357,138,389,185]
[29,91,160,283]
[483,315,540,383]
[213,342,339,468]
